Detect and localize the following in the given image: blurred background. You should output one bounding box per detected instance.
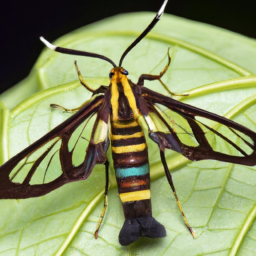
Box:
[0,0,256,94]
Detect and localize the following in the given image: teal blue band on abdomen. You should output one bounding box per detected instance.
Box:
[115,163,149,178]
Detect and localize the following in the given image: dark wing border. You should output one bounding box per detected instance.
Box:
[0,95,105,199]
[142,87,256,166]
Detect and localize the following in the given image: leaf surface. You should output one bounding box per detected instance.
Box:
[1,13,256,256]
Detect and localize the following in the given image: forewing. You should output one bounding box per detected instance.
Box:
[0,95,106,199]
[142,87,256,166]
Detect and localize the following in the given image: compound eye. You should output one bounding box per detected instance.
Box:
[121,69,129,76]
[109,72,114,79]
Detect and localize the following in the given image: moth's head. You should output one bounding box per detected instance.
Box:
[109,67,129,81]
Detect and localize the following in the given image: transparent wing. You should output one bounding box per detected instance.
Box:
[0,95,109,199]
[142,87,256,166]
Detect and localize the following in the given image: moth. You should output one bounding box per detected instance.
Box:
[1,0,256,246]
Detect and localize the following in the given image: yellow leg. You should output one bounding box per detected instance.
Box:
[137,48,189,96]
[74,61,95,92]
[173,192,194,237]
[159,48,189,96]
[159,47,172,78]
[50,101,88,113]
[158,79,189,97]
[94,161,109,239]
[95,195,108,239]
[160,150,194,238]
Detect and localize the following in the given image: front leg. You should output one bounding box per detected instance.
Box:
[75,61,108,96]
[137,48,171,86]
[92,86,108,96]
[137,48,188,96]
[74,60,95,93]
[50,100,92,113]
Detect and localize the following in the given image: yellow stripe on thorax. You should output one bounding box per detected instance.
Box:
[112,143,146,154]
[121,76,140,119]
[119,190,151,203]
[110,81,119,121]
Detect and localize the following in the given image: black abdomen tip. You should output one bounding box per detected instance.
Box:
[119,216,166,246]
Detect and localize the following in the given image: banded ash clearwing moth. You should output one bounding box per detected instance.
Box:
[1,0,256,246]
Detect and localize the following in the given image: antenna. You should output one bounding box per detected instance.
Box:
[119,0,168,67]
[40,37,117,68]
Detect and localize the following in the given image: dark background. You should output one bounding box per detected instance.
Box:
[1,0,256,94]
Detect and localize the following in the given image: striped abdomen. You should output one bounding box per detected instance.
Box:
[111,119,152,219]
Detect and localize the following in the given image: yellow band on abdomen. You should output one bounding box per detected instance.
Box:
[111,132,144,140]
[112,121,138,128]
[119,190,151,203]
[112,143,146,154]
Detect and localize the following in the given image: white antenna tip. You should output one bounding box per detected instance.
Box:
[157,0,168,19]
[40,36,56,50]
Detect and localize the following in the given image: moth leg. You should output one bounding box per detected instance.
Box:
[95,160,110,239]
[74,60,95,93]
[50,102,88,113]
[92,85,108,96]
[137,48,188,96]
[160,150,195,238]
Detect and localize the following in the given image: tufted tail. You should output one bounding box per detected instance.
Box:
[119,216,166,246]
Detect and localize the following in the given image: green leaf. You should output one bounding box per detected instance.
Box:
[1,12,256,256]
